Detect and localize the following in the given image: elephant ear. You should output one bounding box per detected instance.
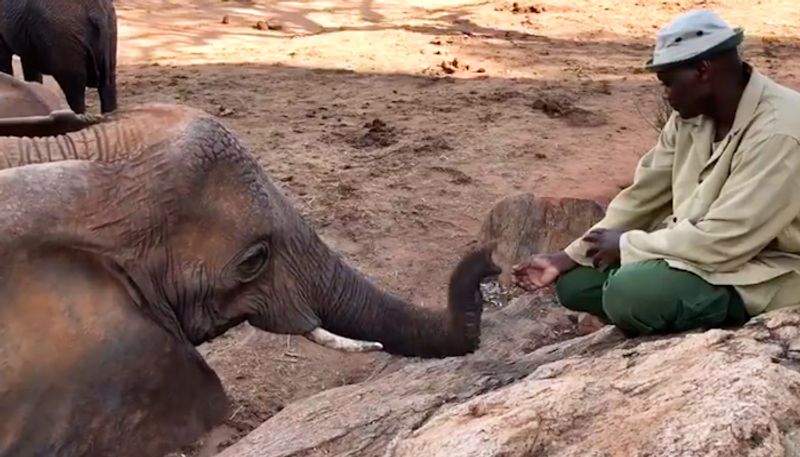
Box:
[0,245,229,457]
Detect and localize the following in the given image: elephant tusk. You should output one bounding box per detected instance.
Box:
[304,327,384,353]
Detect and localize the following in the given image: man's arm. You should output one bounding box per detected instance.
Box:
[563,113,677,266]
[621,134,800,272]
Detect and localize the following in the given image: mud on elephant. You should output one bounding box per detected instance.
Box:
[0,103,500,457]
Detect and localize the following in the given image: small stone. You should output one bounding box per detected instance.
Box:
[221,15,230,24]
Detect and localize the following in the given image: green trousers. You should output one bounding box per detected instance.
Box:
[555,260,749,336]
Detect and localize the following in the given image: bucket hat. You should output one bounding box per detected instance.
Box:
[645,10,744,72]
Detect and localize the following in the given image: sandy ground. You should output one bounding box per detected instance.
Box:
[14,0,800,454]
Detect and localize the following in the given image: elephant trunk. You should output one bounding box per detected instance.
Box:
[310,242,500,358]
[0,110,101,138]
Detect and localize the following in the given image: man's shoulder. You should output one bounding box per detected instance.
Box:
[753,74,800,140]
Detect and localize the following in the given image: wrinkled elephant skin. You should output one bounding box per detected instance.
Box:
[0,103,500,457]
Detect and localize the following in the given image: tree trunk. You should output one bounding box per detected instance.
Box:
[479,193,605,284]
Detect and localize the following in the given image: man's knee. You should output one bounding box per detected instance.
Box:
[601,260,678,335]
[555,267,608,318]
[554,269,588,310]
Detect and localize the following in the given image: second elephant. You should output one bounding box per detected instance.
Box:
[0,0,118,114]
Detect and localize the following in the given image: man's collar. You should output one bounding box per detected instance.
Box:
[677,62,766,131]
[729,63,765,136]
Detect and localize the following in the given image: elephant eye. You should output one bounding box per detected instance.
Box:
[237,243,269,282]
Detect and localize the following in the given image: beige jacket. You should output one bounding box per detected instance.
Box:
[564,67,800,315]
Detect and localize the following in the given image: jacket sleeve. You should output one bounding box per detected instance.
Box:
[620,133,800,272]
[563,114,677,266]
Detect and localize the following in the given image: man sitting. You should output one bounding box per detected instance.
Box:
[512,10,800,336]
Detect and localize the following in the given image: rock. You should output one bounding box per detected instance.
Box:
[393,311,800,456]
[215,295,584,457]
[217,304,800,457]
[440,60,457,74]
[221,15,230,24]
[479,193,605,283]
[253,20,282,31]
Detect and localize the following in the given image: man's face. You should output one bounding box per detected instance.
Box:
[657,62,711,119]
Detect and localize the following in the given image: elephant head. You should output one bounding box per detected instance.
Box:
[0,103,501,457]
[0,102,501,356]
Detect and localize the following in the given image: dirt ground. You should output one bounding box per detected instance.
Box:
[23,0,800,454]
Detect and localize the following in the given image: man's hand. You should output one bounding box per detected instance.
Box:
[583,228,622,269]
[511,252,577,290]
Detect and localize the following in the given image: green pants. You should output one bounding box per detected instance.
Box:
[555,260,749,336]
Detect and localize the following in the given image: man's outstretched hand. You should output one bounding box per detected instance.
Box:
[511,252,577,290]
[511,228,622,291]
[583,228,622,269]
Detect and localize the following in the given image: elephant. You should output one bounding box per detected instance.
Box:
[0,70,101,136]
[0,102,501,457]
[0,71,67,117]
[0,0,118,114]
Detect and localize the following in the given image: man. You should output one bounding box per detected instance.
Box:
[512,9,800,336]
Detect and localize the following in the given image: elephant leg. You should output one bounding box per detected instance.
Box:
[21,58,43,83]
[97,33,118,113]
[98,73,117,113]
[54,74,87,114]
[0,38,12,75]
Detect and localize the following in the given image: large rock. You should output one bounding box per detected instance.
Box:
[395,312,800,457]
[215,293,584,457]
[217,300,800,457]
[479,194,605,283]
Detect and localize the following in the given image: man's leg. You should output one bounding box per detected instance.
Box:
[554,266,613,322]
[601,260,749,335]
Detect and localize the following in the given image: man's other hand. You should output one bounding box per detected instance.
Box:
[583,228,622,269]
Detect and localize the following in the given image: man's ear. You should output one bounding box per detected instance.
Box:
[696,60,713,81]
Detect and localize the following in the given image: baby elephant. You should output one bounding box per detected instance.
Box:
[0,0,118,114]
